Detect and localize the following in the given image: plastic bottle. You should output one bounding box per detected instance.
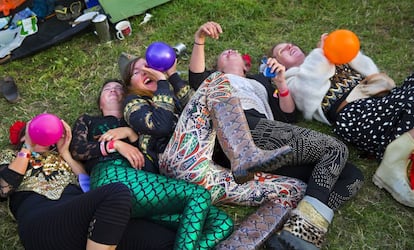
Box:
[260,57,277,78]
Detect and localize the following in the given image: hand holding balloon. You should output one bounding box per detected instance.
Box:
[323,29,360,65]
[56,120,72,155]
[145,42,176,72]
[28,113,64,146]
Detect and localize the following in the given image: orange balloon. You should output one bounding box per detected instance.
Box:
[323,29,360,64]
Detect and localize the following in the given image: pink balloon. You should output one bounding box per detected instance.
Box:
[28,113,63,146]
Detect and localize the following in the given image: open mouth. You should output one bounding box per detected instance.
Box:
[143,77,152,85]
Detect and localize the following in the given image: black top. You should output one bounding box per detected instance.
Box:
[70,114,158,173]
[122,73,193,165]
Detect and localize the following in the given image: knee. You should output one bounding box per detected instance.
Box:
[329,137,349,159]
[193,184,212,204]
[104,182,132,206]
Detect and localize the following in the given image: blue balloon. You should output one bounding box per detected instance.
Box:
[145,41,176,71]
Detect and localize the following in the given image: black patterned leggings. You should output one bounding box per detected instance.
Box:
[251,119,364,210]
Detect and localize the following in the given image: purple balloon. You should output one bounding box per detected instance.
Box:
[28,113,63,146]
[145,41,176,71]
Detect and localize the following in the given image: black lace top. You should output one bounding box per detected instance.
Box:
[70,114,145,172]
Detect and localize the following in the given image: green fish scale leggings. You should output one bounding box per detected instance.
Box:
[90,159,233,249]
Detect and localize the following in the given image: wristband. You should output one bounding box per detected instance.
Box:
[279,89,290,97]
[17,151,31,159]
[100,141,108,156]
[107,140,117,153]
[194,41,204,46]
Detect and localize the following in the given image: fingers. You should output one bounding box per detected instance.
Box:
[266,57,285,74]
[127,151,145,169]
[61,119,72,139]
[318,33,329,48]
[360,78,368,85]
[99,130,116,142]
[142,66,167,81]
[200,21,222,39]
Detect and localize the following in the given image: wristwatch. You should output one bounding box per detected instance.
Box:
[17,151,31,159]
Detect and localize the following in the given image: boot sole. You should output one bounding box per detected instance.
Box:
[277,230,319,250]
[248,147,293,173]
[232,147,292,184]
[233,170,255,184]
[372,173,414,208]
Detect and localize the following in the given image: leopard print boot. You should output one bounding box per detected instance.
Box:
[276,198,332,250]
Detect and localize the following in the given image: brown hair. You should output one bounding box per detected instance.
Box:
[122,57,154,98]
[96,79,124,110]
[269,42,307,58]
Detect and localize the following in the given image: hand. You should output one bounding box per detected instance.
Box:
[359,73,396,96]
[194,21,223,43]
[23,120,34,149]
[317,33,329,48]
[115,140,145,169]
[99,127,138,143]
[56,120,72,155]
[166,59,178,77]
[142,65,167,81]
[266,57,287,89]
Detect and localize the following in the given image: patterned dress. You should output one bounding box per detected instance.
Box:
[334,72,414,159]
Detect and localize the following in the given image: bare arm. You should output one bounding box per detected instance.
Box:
[266,57,295,113]
[57,120,86,176]
[189,21,223,73]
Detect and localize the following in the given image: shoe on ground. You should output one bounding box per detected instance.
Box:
[1,76,20,103]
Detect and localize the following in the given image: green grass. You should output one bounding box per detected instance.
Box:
[1,0,413,249]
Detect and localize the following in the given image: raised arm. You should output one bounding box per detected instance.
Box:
[189,21,223,73]
[265,57,296,114]
[57,120,86,176]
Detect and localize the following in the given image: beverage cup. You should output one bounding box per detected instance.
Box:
[173,43,186,57]
[115,20,132,40]
[92,14,111,43]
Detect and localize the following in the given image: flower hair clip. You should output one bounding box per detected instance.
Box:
[242,54,252,68]
[9,120,26,145]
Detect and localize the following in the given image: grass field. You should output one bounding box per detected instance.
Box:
[1,0,413,249]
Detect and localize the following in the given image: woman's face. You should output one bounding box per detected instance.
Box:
[216,49,246,73]
[99,81,124,109]
[129,58,158,93]
[272,43,306,69]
